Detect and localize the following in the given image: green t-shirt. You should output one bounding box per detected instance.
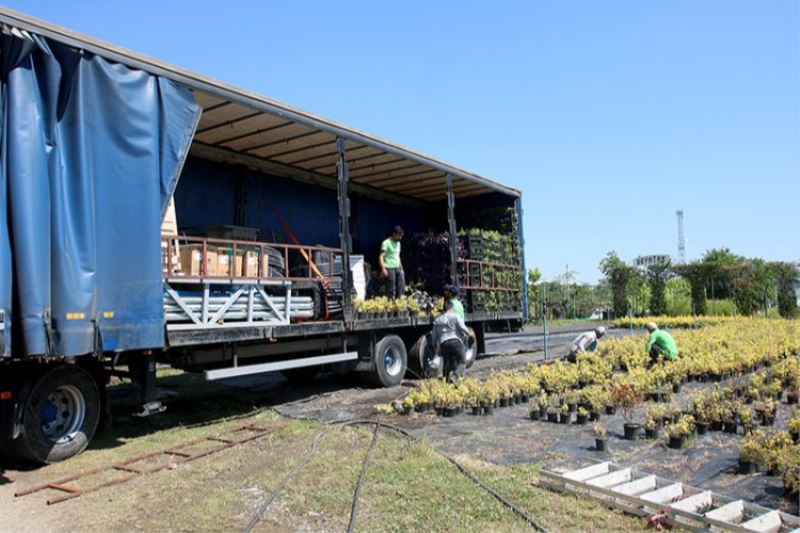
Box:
[450,297,465,321]
[381,238,401,269]
[646,330,678,360]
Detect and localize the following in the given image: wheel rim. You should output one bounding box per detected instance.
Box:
[40,384,86,444]
[384,347,403,377]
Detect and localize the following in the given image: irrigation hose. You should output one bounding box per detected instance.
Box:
[242,416,549,533]
[346,423,380,533]
[242,426,329,533]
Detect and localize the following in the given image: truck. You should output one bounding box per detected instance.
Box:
[0,8,528,464]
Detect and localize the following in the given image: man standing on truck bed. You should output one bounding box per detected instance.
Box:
[379,226,405,299]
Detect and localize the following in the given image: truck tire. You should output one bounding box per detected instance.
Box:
[8,365,100,464]
[366,335,407,387]
[465,327,477,369]
[408,333,439,379]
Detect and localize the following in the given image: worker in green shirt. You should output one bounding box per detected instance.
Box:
[379,226,405,299]
[645,322,678,364]
[444,285,465,321]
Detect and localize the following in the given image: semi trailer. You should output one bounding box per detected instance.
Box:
[0,8,528,463]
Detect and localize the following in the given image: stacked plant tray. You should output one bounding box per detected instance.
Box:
[405,231,466,296]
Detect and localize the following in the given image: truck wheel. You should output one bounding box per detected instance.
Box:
[366,335,407,387]
[9,365,100,464]
[465,327,477,369]
[408,333,439,379]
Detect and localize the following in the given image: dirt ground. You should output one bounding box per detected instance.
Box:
[2,323,793,531]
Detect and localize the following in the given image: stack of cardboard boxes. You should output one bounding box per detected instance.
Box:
[178,246,261,277]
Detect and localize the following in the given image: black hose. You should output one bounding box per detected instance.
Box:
[242,426,329,533]
[243,417,549,533]
[346,423,380,533]
[341,420,549,533]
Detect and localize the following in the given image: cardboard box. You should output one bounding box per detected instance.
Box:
[236,250,259,277]
[217,251,230,277]
[179,245,203,276]
[205,248,219,276]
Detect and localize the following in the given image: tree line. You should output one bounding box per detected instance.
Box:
[527,248,799,320]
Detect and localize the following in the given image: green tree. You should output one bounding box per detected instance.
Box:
[729,259,776,316]
[644,259,672,316]
[527,267,542,320]
[769,262,800,318]
[626,273,651,315]
[674,262,714,315]
[701,248,744,299]
[665,277,692,315]
[600,251,635,318]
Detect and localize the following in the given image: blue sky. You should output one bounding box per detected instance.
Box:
[8,0,799,282]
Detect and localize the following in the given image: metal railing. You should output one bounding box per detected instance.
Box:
[162,235,343,283]
[457,259,521,292]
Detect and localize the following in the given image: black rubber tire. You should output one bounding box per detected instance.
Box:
[465,327,477,369]
[8,365,100,464]
[281,365,322,385]
[365,335,407,387]
[408,332,440,379]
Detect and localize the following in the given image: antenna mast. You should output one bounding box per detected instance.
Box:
[676,210,686,264]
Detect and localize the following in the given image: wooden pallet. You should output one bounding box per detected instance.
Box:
[541,461,800,532]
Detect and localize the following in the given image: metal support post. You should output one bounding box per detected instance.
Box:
[336,137,353,322]
[445,173,459,285]
[515,198,528,322]
[129,350,166,417]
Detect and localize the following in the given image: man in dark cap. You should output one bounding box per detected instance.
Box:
[379,226,405,298]
[444,284,465,321]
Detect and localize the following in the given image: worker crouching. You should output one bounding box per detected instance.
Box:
[432,300,475,383]
[567,326,606,363]
[645,322,678,364]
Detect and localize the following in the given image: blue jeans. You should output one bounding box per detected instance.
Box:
[385,268,405,298]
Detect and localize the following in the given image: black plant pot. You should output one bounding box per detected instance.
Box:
[623,423,641,441]
[434,406,444,416]
[672,383,682,393]
[455,406,463,416]
[521,394,530,403]
[576,414,588,425]
[471,406,481,416]
[560,413,571,424]
[645,427,660,439]
[547,412,559,423]
[403,405,413,415]
[538,407,547,419]
[589,412,600,422]
[605,405,617,415]
[595,438,607,452]
[738,459,757,475]
[529,411,539,420]
[791,431,800,444]
[711,420,723,431]
[443,407,455,417]
[761,415,776,427]
[499,398,510,408]
[787,394,798,405]
[514,395,521,405]
[696,422,710,435]
[724,421,738,434]
[483,405,495,415]
[777,390,785,401]
[668,435,685,449]
[568,402,578,413]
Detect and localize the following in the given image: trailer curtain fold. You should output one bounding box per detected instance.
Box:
[0,30,200,357]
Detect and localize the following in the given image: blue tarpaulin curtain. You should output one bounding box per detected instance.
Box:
[0,30,201,357]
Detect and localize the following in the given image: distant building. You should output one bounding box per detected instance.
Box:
[632,254,671,268]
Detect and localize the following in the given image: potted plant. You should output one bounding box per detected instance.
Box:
[644,416,660,439]
[665,414,695,449]
[789,417,800,444]
[755,398,777,426]
[559,403,571,424]
[593,423,608,451]
[535,391,549,419]
[607,381,643,441]
[765,432,793,476]
[576,407,589,425]
[738,407,754,435]
[546,407,560,423]
[738,430,766,475]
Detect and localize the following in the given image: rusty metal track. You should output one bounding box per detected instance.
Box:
[15,424,273,505]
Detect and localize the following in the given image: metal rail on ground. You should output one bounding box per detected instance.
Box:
[541,461,800,532]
